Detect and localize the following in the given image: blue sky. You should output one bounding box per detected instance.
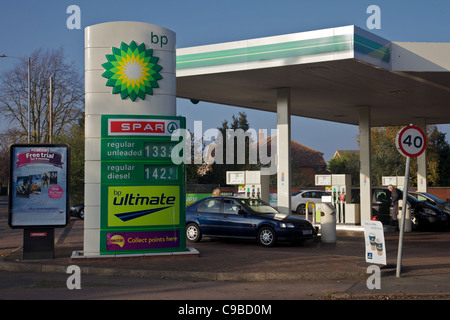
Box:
[1,0,449,160]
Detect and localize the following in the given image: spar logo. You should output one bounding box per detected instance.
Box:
[107,186,180,227]
[107,118,179,137]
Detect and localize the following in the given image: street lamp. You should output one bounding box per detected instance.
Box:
[0,54,31,143]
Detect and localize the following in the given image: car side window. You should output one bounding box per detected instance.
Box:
[374,190,389,203]
[223,199,242,215]
[417,195,427,202]
[197,199,221,213]
[303,192,311,198]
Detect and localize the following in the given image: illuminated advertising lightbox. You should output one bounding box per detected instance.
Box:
[9,144,70,228]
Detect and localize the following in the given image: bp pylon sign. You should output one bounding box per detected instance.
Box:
[84,21,184,257]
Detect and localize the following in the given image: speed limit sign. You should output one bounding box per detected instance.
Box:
[395,125,427,277]
[395,125,427,158]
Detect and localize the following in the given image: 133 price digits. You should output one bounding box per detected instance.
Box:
[144,142,174,159]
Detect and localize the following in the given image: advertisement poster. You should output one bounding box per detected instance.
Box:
[363,220,387,265]
[9,144,70,228]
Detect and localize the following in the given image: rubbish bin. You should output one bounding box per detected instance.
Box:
[398,200,412,232]
[318,202,336,243]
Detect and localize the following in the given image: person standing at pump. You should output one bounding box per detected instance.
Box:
[388,184,399,226]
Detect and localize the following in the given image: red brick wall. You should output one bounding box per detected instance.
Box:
[411,187,450,202]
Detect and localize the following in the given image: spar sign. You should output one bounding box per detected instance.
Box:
[107,117,180,136]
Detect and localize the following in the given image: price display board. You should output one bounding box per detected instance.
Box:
[100,115,186,255]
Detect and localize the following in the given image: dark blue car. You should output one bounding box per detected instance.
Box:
[186,196,316,247]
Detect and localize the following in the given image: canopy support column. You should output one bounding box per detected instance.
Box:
[416,118,428,192]
[276,88,292,215]
[359,106,372,223]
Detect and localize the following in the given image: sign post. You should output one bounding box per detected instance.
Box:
[395,125,426,277]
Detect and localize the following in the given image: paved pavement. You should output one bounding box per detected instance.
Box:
[1,216,450,300]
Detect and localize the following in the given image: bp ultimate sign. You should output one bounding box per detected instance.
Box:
[100,115,185,255]
[84,21,182,256]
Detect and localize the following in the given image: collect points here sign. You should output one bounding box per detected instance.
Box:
[100,115,186,255]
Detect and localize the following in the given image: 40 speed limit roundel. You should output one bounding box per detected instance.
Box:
[395,125,427,158]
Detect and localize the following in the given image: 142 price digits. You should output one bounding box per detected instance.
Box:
[144,165,177,181]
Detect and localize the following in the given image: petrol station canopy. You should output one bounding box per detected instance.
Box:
[175,25,450,220]
[176,25,450,127]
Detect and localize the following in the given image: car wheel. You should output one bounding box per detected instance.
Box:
[257,226,277,247]
[79,208,84,220]
[186,223,202,243]
[296,204,306,215]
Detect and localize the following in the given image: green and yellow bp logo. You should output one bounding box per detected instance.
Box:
[101,41,163,101]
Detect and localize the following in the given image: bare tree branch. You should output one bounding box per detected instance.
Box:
[0,47,84,143]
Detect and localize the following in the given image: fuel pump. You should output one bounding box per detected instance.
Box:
[246,185,258,198]
[339,190,346,223]
[332,188,337,207]
[336,187,342,223]
[316,174,353,224]
[331,175,350,224]
[226,171,269,203]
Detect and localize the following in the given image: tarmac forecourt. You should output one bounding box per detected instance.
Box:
[1,215,450,299]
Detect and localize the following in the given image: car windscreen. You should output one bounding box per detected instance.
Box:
[422,193,445,204]
[407,195,420,203]
[239,199,278,215]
